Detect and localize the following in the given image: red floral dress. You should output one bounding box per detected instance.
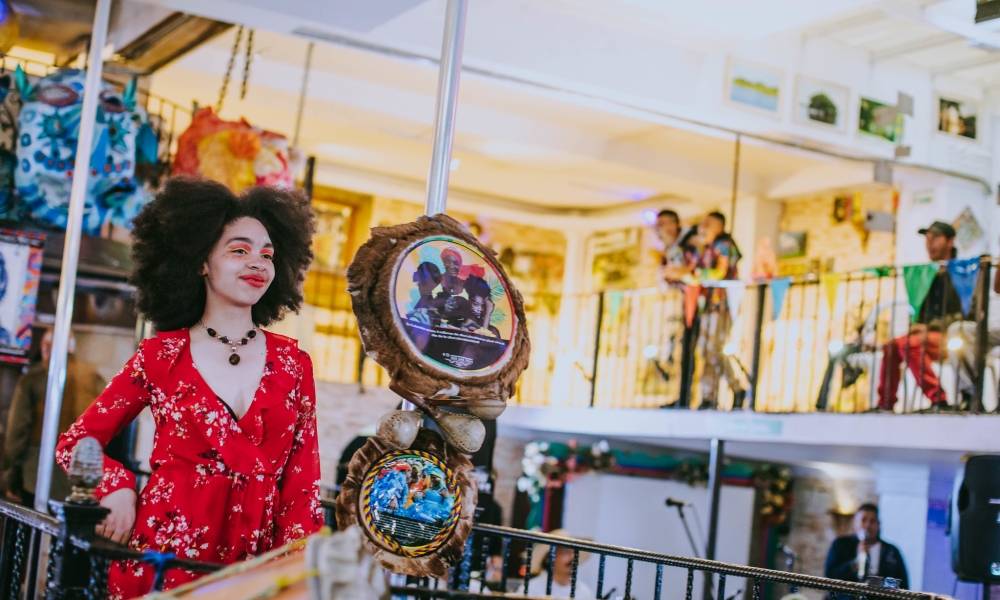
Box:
[55,329,322,598]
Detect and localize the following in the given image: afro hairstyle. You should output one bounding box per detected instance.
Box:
[130,176,315,332]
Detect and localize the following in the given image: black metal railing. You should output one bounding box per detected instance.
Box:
[0,497,221,600]
[388,524,943,600]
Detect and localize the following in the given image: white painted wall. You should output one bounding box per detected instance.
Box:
[562,473,756,600]
[874,463,931,592]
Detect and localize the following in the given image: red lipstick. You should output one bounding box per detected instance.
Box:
[241,274,267,288]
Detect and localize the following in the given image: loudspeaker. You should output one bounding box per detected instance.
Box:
[951,454,1000,582]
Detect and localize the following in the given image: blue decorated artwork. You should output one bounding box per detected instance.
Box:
[13,67,156,234]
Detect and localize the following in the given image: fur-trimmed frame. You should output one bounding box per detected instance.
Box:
[336,429,477,577]
[346,214,530,417]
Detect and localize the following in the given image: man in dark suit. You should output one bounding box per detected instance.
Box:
[825,504,909,597]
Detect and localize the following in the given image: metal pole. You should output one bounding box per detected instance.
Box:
[729,134,740,232]
[703,438,725,600]
[972,255,991,414]
[589,291,606,407]
[747,283,767,410]
[424,0,468,216]
[34,0,112,513]
[292,42,314,149]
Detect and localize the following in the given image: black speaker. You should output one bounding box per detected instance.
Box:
[951,454,1000,582]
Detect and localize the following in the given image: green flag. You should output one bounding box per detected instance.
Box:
[902,264,938,323]
[862,265,894,278]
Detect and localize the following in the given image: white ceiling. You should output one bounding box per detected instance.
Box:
[138,0,996,215]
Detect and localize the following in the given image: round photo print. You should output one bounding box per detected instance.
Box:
[393,236,515,373]
[360,450,463,557]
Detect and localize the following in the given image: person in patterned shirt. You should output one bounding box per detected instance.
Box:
[55,177,320,598]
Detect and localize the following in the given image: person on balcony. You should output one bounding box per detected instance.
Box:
[825,504,909,598]
[876,222,963,412]
[3,329,105,508]
[680,212,744,410]
[54,177,321,597]
[946,259,1000,404]
[655,209,690,285]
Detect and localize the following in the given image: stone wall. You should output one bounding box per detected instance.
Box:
[783,474,878,600]
[778,185,896,274]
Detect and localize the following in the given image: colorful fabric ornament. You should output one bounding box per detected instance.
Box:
[769,277,792,320]
[684,284,700,327]
[13,67,156,234]
[902,264,939,323]
[946,257,980,317]
[173,107,300,192]
[819,272,841,311]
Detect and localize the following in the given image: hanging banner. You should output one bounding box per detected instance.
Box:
[902,264,939,323]
[723,281,745,321]
[862,265,893,278]
[684,284,701,327]
[819,272,841,312]
[946,258,980,317]
[770,277,792,320]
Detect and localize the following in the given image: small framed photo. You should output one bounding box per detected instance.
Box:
[937,95,978,141]
[858,97,903,143]
[726,58,783,117]
[793,76,849,132]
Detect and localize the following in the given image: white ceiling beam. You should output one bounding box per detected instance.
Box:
[803,9,890,39]
[871,32,961,61]
[932,53,1000,75]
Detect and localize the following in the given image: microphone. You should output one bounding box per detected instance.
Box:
[665,497,691,507]
[856,531,867,580]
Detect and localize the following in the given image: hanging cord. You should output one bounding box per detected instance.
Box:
[216,25,244,113]
[291,42,314,148]
[241,29,255,100]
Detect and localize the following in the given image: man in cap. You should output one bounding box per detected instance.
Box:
[875,221,963,412]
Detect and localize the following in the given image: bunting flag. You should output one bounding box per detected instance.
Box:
[946,258,980,317]
[723,281,746,321]
[769,277,792,320]
[902,264,939,323]
[819,272,841,311]
[862,265,894,278]
[607,291,624,325]
[684,284,701,327]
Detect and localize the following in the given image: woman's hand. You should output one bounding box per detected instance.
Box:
[97,487,137,544]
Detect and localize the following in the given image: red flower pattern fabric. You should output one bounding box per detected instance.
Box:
[55,329,322,598]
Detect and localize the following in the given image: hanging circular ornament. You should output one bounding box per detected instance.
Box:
[336,428,476,577]
[347,214,530,421]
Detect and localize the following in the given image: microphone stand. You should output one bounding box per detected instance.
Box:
[671,503,702,559]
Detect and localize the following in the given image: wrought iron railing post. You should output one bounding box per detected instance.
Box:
[47,437,110,599]
[747,282,768,410]
[972,255,991,414]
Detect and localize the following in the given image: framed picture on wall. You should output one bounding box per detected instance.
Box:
[858,97,903,143]
[793,76,849,131]
[726,58,783,116]
[0,230,44,364]
[937,95,978,141]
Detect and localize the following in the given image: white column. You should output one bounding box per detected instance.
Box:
[34,0,112,512]
[874,462,931,591]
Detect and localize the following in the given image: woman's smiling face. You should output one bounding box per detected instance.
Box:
[202,217,276,308]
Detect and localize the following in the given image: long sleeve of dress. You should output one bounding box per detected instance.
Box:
[55,341,151,499]
[274,351,322,545]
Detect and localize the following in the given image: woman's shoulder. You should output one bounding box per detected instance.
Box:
[263,330,312,365]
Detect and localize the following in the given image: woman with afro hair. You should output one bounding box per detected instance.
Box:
[55,177,321,597]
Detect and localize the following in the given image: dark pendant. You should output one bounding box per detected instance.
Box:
[207,328,217,338]
[220,336,230,344]
[229,354,241,366]
[247,330,256,339]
